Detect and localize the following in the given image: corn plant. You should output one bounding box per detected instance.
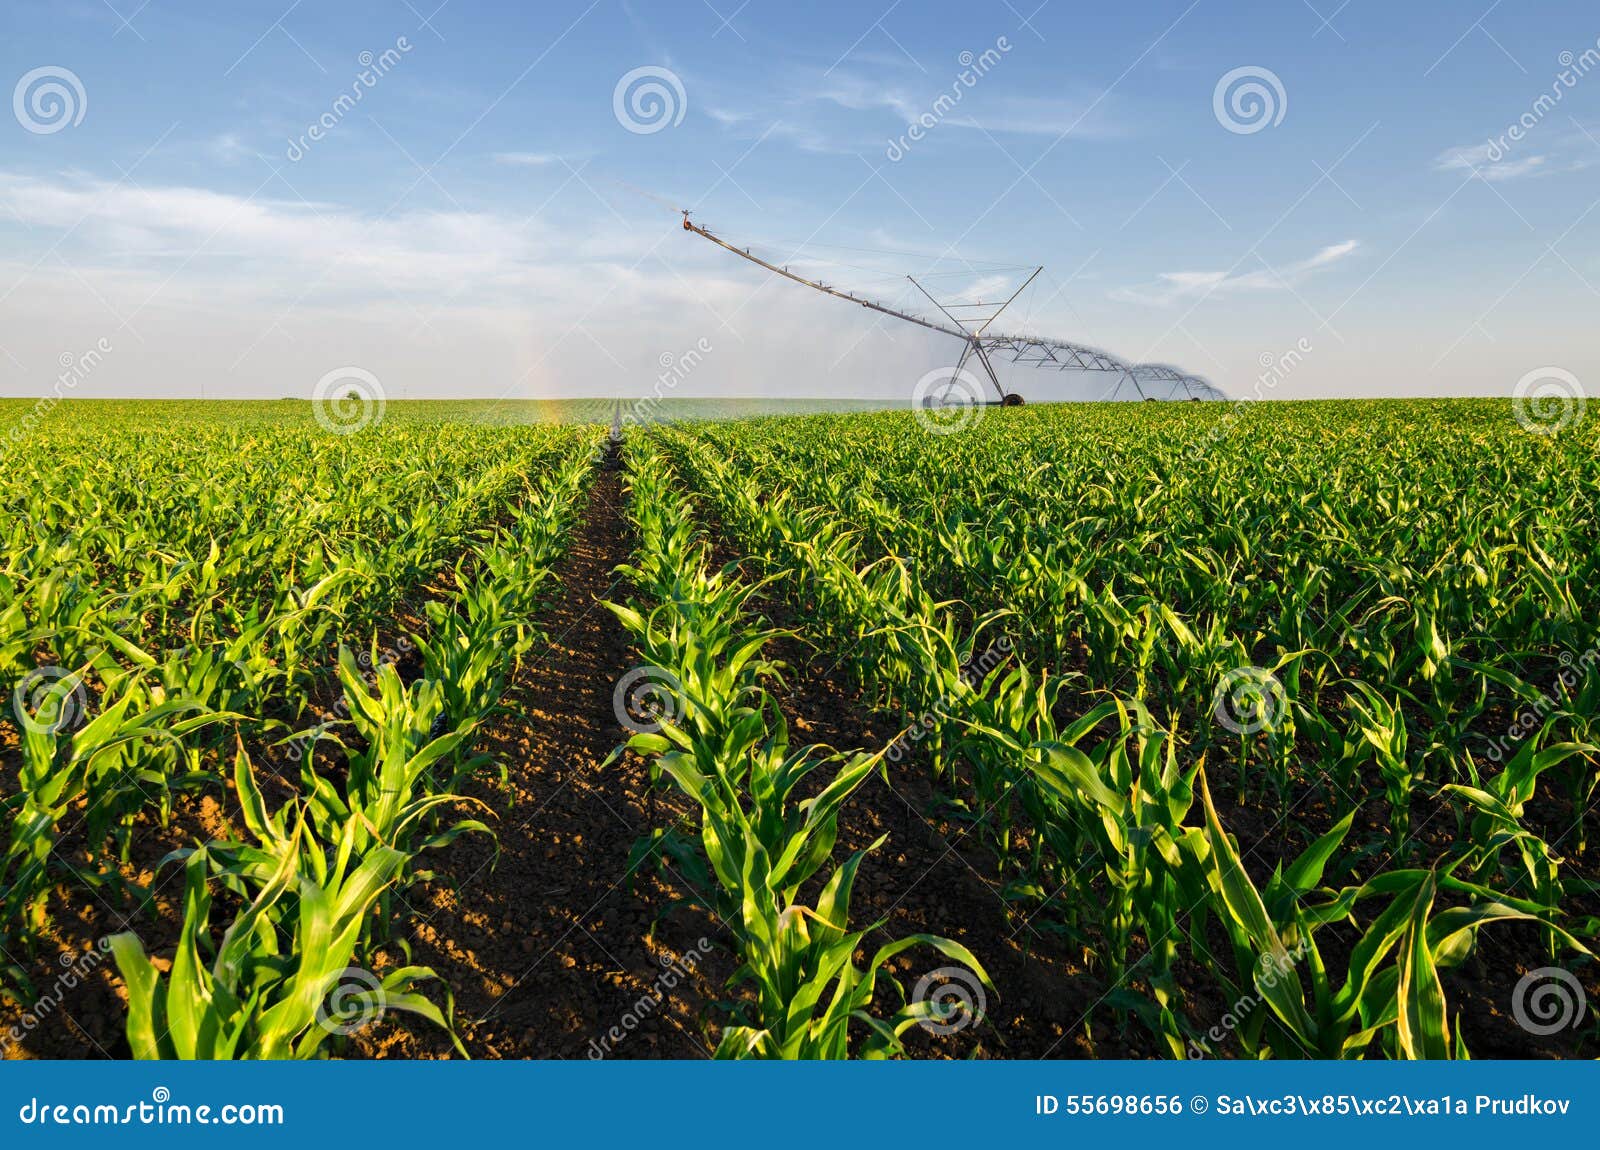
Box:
[613,439,993,1058]
[1193,766,1586,1059]
[108,748,463,1059]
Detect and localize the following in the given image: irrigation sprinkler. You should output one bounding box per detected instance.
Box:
[681,212,1226,404]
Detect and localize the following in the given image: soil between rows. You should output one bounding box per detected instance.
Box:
[358,467,726,1059]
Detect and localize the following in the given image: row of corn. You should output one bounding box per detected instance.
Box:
[89,440,594,1057]
[1,424,587,996]
[661,425,1592,1059]
[606,439,991,1057]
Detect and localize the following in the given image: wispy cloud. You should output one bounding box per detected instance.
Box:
[1434,126,1599,182]
[0,169,578,300]
[207,133,252,167]
[1112,240,1359,307]
[492,151,564,166]
[704,105,871,154]
[703,63,1128,156]
[818,78,1126,139]
[1434,144,1551,182]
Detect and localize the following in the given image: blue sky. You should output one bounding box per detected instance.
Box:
[2,0,1597,401]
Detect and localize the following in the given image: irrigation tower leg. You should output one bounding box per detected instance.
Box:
[971,340,1008,403]
[940,340,976,406]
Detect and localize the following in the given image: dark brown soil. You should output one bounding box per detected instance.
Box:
[766,630,1152,1058]
[354,469,730,1059]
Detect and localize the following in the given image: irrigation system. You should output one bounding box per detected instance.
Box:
[682,212,1227,404]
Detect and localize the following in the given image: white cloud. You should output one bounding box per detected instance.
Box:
[1434,144,1551,182]
[704,106,754,127]
[815,70,1127,139]
[207,133,252,167]
[1111,240,1359,307]
[704,64,1126,157]
[0,169,565,299]
[1434,126,1599,183]
[492,152,563,166]
[0,168,964,400]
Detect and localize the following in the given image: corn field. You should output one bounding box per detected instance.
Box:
[2,398,1596,1060]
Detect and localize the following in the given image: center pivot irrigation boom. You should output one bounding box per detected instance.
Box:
[682,212,1225,403]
